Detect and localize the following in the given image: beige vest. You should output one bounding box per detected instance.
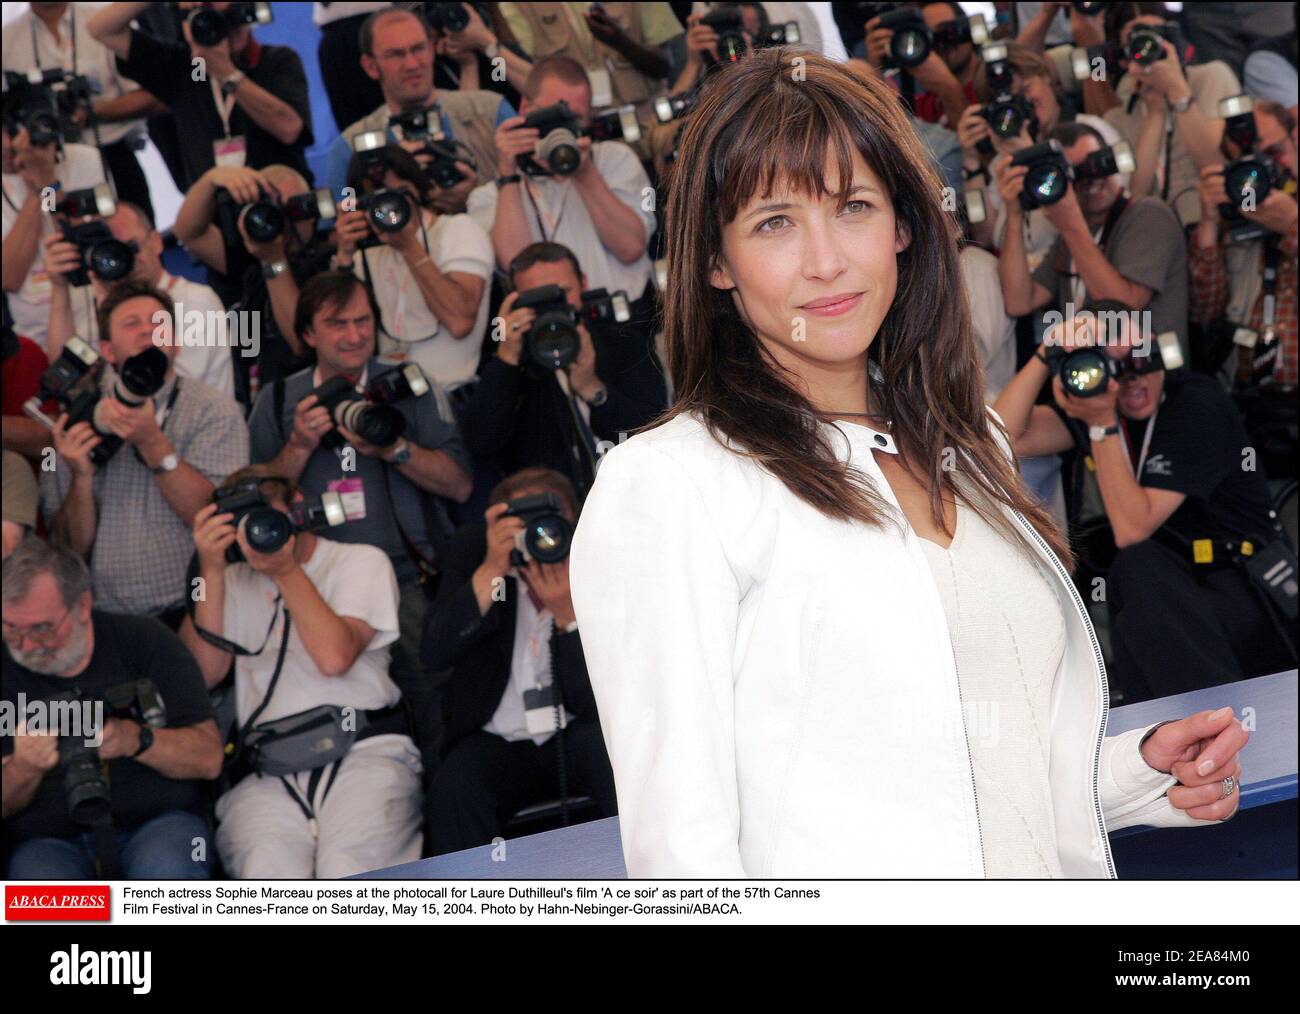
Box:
[512,2,657,108]
[341,89,502,186]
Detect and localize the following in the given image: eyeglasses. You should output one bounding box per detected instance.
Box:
[2,606,73,646]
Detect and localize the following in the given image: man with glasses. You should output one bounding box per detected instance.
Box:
[993,305,1292,703]
[324,7,513,209]
[2,538,221,879]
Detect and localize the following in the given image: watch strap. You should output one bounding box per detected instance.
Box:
[262,259,289,280]
[495,174,521,188]
[130,724,154,758]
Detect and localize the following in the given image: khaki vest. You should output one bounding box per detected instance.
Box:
[512,2,657,108]
[341,89,502,186]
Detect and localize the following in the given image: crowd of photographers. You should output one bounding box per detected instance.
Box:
[1,2,1295,880]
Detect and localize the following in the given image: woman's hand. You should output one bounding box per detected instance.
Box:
[1141,707,1248,821]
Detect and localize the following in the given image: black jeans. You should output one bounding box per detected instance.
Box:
[425,721,618,857]
[1106,539,1295,703]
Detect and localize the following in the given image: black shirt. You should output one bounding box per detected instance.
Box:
[1056,370,1276,547]
[2,612,215,842]
[116,30,313,190]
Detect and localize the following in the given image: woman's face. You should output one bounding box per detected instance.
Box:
[711,148,908,384]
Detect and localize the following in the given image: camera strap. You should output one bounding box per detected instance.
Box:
[358,225,437,346]
[1249,239,1283,382]
[29,8,78,75]
[522,176,570,242]
[379,460,440,589]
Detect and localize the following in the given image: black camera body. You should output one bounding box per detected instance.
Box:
[353,189,413,249]
[513,283,630,371]
[2,67,96,146]
[654,90,698,124]
[54,184,134,288]
[977,45,1039,154]
[212,477,347,563]
[1044,329,1183,397]
[188,2,273,47]
[1012,140,1072,210]
[241,188,336,243]
[308,365,432,450]
[1217,95,1295,234]
[503,492,573,566]
[875,7,932,69]
[700,6,750,63]
[425,1,471,33]
[588,105,641,145]
[387,109,472,189]
[1125,21,1188,68]
[1073,141,1135,184]
[518,101,584,177]
[49,680,166,825]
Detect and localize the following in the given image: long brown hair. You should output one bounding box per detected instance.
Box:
[652,48,1073,565]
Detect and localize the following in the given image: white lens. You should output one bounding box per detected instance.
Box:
[965,189,986,225]
[320,491,346,528]
[1156,331,1183,370]
[1112,141,1135,175]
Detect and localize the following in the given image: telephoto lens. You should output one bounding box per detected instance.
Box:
[514,284,582,371]
[1012,140,1072,210]
[519,102,584,176]
[311,375,408,449]
[88,346,168,464]
[503,492,574,566]
[878,7,931,68]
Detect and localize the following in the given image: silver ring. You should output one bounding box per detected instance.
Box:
[1220,775,1236,799]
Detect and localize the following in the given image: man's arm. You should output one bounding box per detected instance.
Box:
[389,442,473,503]
[572,149,647,265]
[92,88,167,123]
[1,187,51,295]
[116,719,223,781]
[173,169,237,276]
[85,1,151,60]
[992,355,1075,456]
[400,250,483,339]
[1090,430,1186,546]
[177,567,232,690]
[997,205,1053,316]
[1016,2,1061,52]
[1053,203,1154,308]
[275,564,373,677]
[488,178,536,271]
[224,73,305,148]
[51,472,97,557]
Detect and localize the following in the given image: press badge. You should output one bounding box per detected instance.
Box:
[213,135,247,167]
[589,66,614,109]
[327,477,367,521]
[1232,326,1259,349]
[523,686,565,736]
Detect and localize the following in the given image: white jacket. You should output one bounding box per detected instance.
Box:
[569,410,1218,878]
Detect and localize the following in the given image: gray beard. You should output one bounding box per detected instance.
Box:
[9,616,91,676]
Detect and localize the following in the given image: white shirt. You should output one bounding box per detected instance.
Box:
[1,142,106,348]
[569,409,1212,878]
[483,577,577,745]
[919,497,1068,878]
[69,270,236,397]
[467,140,655,300]
[222,538,401,729]
[351,211,494,389]
[1,4,146,148]
[960,245,1016,402]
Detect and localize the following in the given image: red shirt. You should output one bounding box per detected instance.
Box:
[914,80,977,127]
[2,334,49,418]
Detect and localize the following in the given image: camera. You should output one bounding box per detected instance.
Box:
[1071,1,1111,13]
[22,336,101,423]
[424,1,470,33]
[977,44,1038,154]
[353,189,413,248]
[516,101,584,176]
[1045,329,1183,398]
[1012,140,1072,210]
[932,13,989,54]
[699,6,750,63]
[242,188,336,243]
[1216,94,1295,234]
[2,67,96,146]
[187,2,273,47]
[1073,140,1135,184]
[212,477,347,562]
[386,109,475,189]
[875,7,931,69]
[52,185,135,288]
[307,364,433,450]
[588,105,641,145]
[503,492,573,566]
[654,90,698,124]
[49,680,166,825]
[513,284,630,371]
[1124,21,1188,68]
[758,21,801,48]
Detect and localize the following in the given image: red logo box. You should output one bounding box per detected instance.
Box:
[5,885,111,921]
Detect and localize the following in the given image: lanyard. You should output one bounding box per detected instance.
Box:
[522,175,570,242]
[1118,402,1158,478]
[209,74,238,138]
[30,9,77,74]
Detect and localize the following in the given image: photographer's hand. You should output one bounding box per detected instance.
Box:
[1051,376,1118,428]
[519,557,575,628]
[237,522,299,580]
[430,163,476,214]
[237,205,288,263]
[567,323,602,400]
[193,502,237,572]
[14,131,57,191]
[95,394,163,449]
[98,717,143,761]
[332,208,370,265]
[494,290,532,367]
[51,413,102,480]
[42,232,83,291]
[11,722,60,775]
[1242,189,1298,236]
[206,165,268,204]
[287,393,333,454]
[495,115,539,177]
[472,502,527,614]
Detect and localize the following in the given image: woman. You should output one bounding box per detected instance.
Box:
[568,49,1247,878]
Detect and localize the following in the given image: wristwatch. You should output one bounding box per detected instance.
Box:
[1169,91,1193,114]
[262,259,289,280]
[130,724,154,759]
[583,385,608,408]
[495,174,521,188]
[221,70,246,97]
[1088,423,1120,443]
[150,452,180,475]
[388,438,412,465]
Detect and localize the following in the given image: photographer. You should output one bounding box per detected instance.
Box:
[178,467,423,878]
[40,280,249,622]
[2,449,39,561]
[44,201,235,398]
[247,272,472,760]
[461,241,666,499]
[338,144,492,394]
[1189,99,1297,388]
[421,466,616,856]
[173,163,335,392]
[2,2,163,219]
[324,6,510,208]
[998,121,1188,356]
[468,56,655,338]
[2,538,221,879]
[88,1,313,191]
[994,308,1293,700]
[864,1,982,128]
[1,124,105,349]
[1094,8,1241,227]
[431,2,535,105]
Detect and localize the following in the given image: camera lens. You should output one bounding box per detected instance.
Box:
[368,191,411,232]
[117,347,168,400]
[538,130,581,176]
[189,7,228,47]
[337,400,406,448]
[1127,30,1163,65]
[525,515,572,564]
[1224,160,1272,207]
[245,200,286,242]
[88,238,135,282]
[61,738,111,825]
[529,311,580,370]
[1059,348,1111,397]
[1025,160,1069,206]
[989,101,1024,139]
[891,28,931,68]
[243,506,292,554]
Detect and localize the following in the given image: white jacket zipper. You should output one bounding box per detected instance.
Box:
[1013,510,1118,879]
[950,651,987,878]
